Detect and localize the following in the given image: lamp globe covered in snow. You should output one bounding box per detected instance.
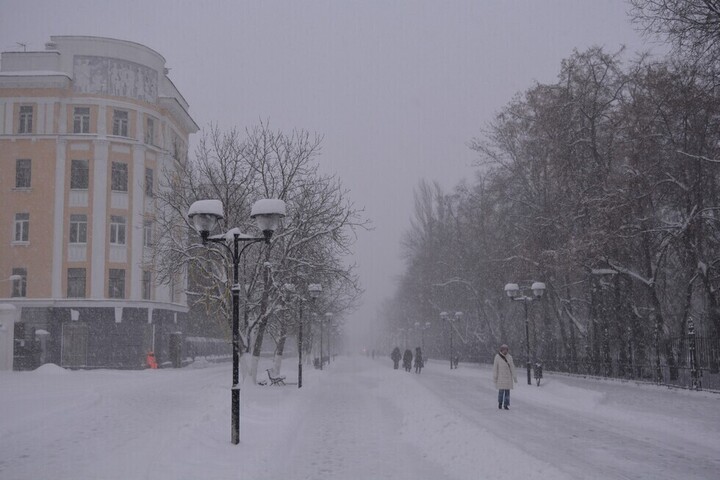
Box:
[187,197,286,445]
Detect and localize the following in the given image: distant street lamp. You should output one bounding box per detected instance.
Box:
[188,198,286,445]
[308,284,322,372]
[688,317,701,390]
[325,312,334,365]
[304,283,322,385]
[440,311,462,369]
[504,281,546,385]
[2,275,23,296]
[398,327,409,349]
[414,321,431,350]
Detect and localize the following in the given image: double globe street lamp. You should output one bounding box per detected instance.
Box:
[307,284,322,375]
[440,311,462,369]
[188,198,286,445]
[414,321,431,350]
[504,281,546,385]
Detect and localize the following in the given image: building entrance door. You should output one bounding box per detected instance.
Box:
[61,323,88,367]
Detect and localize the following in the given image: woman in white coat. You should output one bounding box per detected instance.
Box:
[493,344,517,410]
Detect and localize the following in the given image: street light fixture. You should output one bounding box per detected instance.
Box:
[188,197,286,445]
[325,312,333,366]
[440,311,462,369]
[398,327,407,349]
[308,283,322,375]
[2,274,23,297]
[504,281,545,385]
[414,321,431,350]
[283,283,304,389]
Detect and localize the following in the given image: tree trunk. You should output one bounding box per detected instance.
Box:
[250,249,273,383]
[272,321,288,375]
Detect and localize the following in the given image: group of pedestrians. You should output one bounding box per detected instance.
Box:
[390,346,424,373]
[388,343,519,410]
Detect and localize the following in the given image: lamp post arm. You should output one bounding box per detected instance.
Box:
[205,234,268,266]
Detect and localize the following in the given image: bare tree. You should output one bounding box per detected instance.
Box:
[630,0,720,62]
[153,122,368,383]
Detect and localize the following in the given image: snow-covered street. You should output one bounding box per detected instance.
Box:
[1,356,718,480]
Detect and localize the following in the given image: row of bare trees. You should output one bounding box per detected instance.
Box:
[384,6,720,386]
[152,122,368,383]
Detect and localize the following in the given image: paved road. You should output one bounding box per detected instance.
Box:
[415,360,720,480]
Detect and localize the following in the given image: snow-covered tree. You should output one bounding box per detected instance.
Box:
[387,45,720,382]
[152,122,367,383]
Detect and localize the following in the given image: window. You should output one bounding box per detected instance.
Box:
[112,109,128,137]
[16,159,31,188]
[109,216,126,245]
[14,213,29,242]
[11,268,27,297]
[111,162,128,192]
[67,268,86,298]
[143,220,153,247]
[144,168,154,197]
[73,107,90,134]
[18,106,33,134]
[69,214,88,244]
[70,160,89,189]
[142,270,152,300]
[109,269,125,299]
[145,117,155,145]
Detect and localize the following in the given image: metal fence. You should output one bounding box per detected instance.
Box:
[541,331,719,392]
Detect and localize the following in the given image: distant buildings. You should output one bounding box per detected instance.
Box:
[0,36,199,369]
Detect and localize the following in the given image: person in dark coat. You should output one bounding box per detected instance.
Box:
[402,349,413,372]
[414,347,424,373]
[452,354,460,369]
[391,347,401,369]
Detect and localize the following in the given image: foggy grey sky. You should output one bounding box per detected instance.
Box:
[0,1,653,344]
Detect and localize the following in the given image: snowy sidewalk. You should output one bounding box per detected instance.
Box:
[1,355,718,479]
[246,356,572,480]
[252,357,449,480]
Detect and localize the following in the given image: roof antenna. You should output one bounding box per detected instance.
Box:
[16,42,27,51]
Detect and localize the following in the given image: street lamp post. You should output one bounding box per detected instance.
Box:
[2,274,23,296]
[306,283,322,388]
[688,317,701,390]
[188,198,286,445]
[414,321,431,350]
[308,284,322,374]
[504,281,546,386]
[325,312,333,365]
[440,311,462,369]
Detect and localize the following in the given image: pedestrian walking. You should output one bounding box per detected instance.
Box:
[402,349,413,372]
[391,347,401,369]
[414,347,424,373]
[493,344,517,410]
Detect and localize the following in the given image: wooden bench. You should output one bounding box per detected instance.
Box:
[266,369,286,386]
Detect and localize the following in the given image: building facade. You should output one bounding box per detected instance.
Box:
[0,36,199,369]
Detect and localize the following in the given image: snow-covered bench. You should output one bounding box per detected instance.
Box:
[266,369,286,386]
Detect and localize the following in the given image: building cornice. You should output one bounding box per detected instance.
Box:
[0,73,71,89]
[0,298,189,313]
[159,96,200,134]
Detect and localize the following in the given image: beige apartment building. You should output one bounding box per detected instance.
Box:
[0,36,199,369]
